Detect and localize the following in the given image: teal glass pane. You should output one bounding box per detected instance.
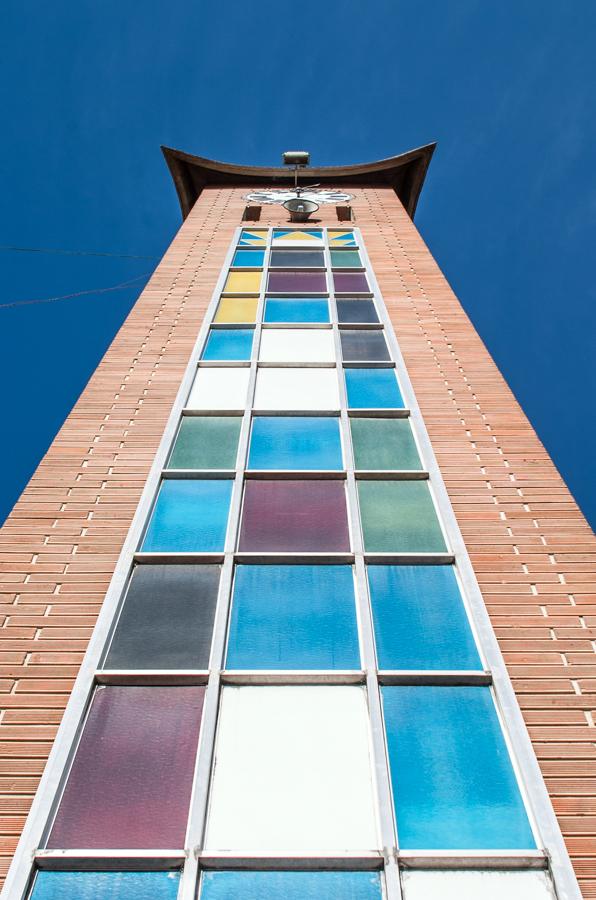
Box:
[141,479,232,552]
[29,870,180,900]
[167,416,241,470]
[201,329,253,361]
[200,870,382,900]
[330,250,362,268]
[367,565,481,669]
[264,298,330,323]
[248,416,343,470]
[350,417,421,470]
[358,480,447,553]
[382,686,535,849]
[226,565,359,669]
[345,368,403,409]
[231,249,265,267]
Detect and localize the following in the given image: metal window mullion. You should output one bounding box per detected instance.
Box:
[355,227,582,900]
[326,235,402,900]
[177,228,271,900]
[0,227,244,900]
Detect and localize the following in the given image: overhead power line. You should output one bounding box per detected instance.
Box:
[0,244,158,260]
[0,272,151,310]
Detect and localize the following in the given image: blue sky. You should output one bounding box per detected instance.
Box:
[1,1,595,528]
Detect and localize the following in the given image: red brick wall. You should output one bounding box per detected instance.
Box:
[1,185,594,896]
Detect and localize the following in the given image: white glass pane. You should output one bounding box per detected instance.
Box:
[187,368,250,410]
[254,368,340,410]
[205,686,379,851]
[401,870,557,900]
[259,329,335,363]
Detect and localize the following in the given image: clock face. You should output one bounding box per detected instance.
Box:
[244,189,353,205]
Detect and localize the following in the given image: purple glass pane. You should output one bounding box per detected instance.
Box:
[267,271,327,293]
[333,272,370,293]
[238,480,350,552]
[47,686,205,849]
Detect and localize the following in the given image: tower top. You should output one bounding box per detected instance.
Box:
[162,143,436,220]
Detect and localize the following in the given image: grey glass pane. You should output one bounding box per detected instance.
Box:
[340,330,390,361]
[270,250,325,267]
[336,299,379,323]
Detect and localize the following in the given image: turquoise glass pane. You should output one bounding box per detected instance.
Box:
[345,368,403,408]
[358,480,447,553]
[200,870,382,900]
[382,686,535,849]
[231,249,265,267]
[367,566,481,669]
[330,250,362,268]
[264,298,329,323]
[201,329,253,361]
[226,565,359,669]
[29,870,180,900]
[248,416,343,470]
[141,480,232,552]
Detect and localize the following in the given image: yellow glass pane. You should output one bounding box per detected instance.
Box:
[224,271,262,293]
[214,297,259,323]
[328,230,357,247]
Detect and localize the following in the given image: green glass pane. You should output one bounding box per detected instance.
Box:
[167,417,241,470]
[350,418,421,471]
[330,250,362,268]
[358,480,447,552]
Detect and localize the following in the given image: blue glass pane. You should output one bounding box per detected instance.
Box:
[367,566,481,670]
[141,480,232,552]
[345,368,403,409]
[202,329,253,361]
[226,565,359,669]
[200,870,382,900]
[232,249,265,267]
[248,417,343,470]
[264,298,330,323]
[382,686,535,849]
[30,870,180,900]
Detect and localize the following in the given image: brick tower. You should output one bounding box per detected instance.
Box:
[1,145,594,900]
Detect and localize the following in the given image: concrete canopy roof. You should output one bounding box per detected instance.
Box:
[162,143,436,220]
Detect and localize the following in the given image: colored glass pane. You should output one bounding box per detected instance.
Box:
[340,329,390,362]
[200,871,383,900]
[367,565,481,670]
[264,297,329,323]
[224,271,262,293]
[254,368,340,411]
[272,228,323,244]
[187,367,250,410]
[345,368,403,409]
[46,685,205,848]
[328,230,357,247]
[330,250,362,268]
[267,271,327,293]
[205,686,378,850]
[357,480,447,553]
[201,328,253,361]
[104,564,220,670]
[238,229,267,246]
[336,299,379,323]
[226,565,359,669]
[238,480,350,552]
[333,272,369,293]
[401,870,556,900]
[269,250,325,267]
[167,416,241,470]
[231,249,265,267]
[141,479,232,552]
[29,871,181,900]
[382,686,535,849]
[350,417,421,470]
[259,328,335,363]
[214,297,258,323]
[248,416,343,470]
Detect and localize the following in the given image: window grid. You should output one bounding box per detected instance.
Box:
[7,227,577,900]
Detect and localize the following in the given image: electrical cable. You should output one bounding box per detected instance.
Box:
[0,244,158,260]
[0,272,151,310]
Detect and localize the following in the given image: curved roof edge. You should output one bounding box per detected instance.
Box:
[161,144,436,220]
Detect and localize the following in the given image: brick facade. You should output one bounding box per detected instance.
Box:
[1,185,595,895]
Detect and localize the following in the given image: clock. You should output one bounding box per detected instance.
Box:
[244,189,353,205]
